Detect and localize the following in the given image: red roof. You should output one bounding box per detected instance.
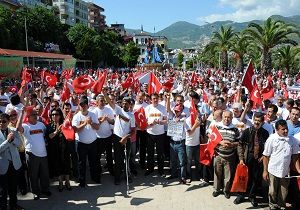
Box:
[0,48,74,59]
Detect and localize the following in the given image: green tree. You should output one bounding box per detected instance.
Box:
[206,26,236,70]
[122,41,140,67]
[274,45,300,74]
[245,18,299,74]
[230,32,249,72]
[177,51,184,68]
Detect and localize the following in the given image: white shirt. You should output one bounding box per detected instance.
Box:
[72,111,98,144]
[185,116,200,146]
[263,133,299,178]
[92,106,114,138]
[113,106,135,138]
[5,103,24,115]
[23,122,47,157]
[145,104,167,135]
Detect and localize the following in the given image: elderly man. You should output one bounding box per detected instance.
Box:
[212,110,239,199]
[0,113,24,210]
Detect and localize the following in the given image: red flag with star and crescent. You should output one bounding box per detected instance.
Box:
[134,107,148,131]
[43,72,57,87]
[242,60,256,93]
[61,112,75,141]
[190,99,198,127]
[61,82,71,102]
[200,125,222,166]
[72,75,95,94]
[250,84,263,107]
[121,73,135,89]
[148,72,162,95]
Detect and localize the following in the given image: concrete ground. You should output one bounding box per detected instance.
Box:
[18,168,268,210]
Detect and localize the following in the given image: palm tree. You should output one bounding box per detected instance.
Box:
[206,26,236,70]
[274,45,300,74]
[230,32,249,72]
[245,18,299,74]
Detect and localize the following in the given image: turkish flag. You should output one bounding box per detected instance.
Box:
[111,72,119,80]
[199,125,222,166]
[148,72,162,95]
[41,102,50,125]
[133,77,141,93]
[190,99,198,126]
[242,60,256,93]
[121,73,135,89]
[72,75,95,94]
[162,78,174,92]
[250,84,263,107]
[23,106,34,123]
[191,72,197,86]
[91,70,107,94]
[44,72,57,87]
[261,77,274,100]
[61,68,73,80]
[61,82,71,102]
[61,112,75,141]
[21,67,32,86]
[134,107,148,130]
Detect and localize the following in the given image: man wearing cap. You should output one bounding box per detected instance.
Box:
[166,94,187,183]
[72,96,100,187]
[144,93,168,176]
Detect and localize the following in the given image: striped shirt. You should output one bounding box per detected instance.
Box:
[215,123,239,158]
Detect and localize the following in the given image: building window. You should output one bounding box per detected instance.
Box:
[136,38,138,44]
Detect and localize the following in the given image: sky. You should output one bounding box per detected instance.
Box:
[95,0,300,32]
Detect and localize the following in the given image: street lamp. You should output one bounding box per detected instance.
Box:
[18,3,29,66]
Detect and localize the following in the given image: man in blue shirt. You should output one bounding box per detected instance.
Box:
[287,107,300,137]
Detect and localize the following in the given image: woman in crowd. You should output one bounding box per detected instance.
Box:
[46,108,71,192]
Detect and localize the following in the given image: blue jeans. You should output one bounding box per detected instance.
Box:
[186,145,200,180]
[170,140,186,179]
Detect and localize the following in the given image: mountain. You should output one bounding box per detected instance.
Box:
[126,15,300,49]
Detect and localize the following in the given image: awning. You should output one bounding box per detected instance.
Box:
[0,48,73,59]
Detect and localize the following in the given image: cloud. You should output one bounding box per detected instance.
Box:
[199,0,300,23]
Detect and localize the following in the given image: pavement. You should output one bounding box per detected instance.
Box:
[18,167,269,210]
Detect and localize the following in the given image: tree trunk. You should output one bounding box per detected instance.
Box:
[235,56,244,73]
[261,48,272,75]
[221,50,228,70]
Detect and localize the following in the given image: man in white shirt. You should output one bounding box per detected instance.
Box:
[144,93,168,176]
[104,90,135,185]
[92,95,115,175]
[72,96,100,187]
[263,120,300,210]
[17,108,50,200]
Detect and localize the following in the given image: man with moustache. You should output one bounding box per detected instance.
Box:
[234,112,269,206]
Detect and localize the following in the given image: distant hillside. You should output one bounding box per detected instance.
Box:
[126,15,300,49]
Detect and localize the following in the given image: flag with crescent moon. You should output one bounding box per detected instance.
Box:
[148,72,162,95]
[200,125,222,166]
[134,106,148,130]
[40,102,50,125]
[250,84,263,107]
[91,70,107,94]
[121,73,135,89]
[43,72,57,87]
[242,60,256,94]
[72,75,95,94]
[61,82,71,102]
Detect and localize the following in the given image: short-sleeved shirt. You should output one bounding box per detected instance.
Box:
[72,111,98,144]
[113,106,135,138]
[145,104,167,135]
[263,133,300,178]
[92,107,114,138]
[185,116,200,146]
[23,122,47,157]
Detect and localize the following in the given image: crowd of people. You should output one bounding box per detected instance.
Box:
[0,67,300,210]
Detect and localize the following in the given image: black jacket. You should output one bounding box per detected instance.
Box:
[237,126,269,161]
